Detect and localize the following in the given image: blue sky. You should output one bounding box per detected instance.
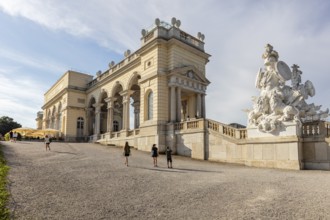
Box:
[0,0,330,128]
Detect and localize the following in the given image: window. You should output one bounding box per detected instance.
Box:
[147,91,153,120]
[77,117,84,137]
[113,120,119,132]
[77,117,84,129]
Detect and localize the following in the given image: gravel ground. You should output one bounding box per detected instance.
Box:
[2,141,330,219]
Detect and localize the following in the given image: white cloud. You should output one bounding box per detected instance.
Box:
[0,48,67,74]
[0,71,45,127]
[0,0,92,36]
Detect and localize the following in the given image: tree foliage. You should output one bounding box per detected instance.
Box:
[0,116,21,136]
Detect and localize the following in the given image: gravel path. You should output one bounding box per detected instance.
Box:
[2,141,330,219]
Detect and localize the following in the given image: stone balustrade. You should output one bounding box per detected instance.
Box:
[302,121,327,137]
[173,118,247,140]
[207,119,247,140]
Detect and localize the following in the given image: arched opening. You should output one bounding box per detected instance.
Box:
[112,83,124,131]
[130,85,141,129]
[128,73,141,130]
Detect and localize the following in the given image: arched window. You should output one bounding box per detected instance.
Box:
[147,91,153,120]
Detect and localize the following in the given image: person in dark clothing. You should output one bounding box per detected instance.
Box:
[151,144,158,167]
[123,142,131,166]
[165,146,173,168]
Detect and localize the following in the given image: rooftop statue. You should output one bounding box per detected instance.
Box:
[248,44,329,133]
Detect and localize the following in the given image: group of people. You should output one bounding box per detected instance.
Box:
[9,131,18,142]
[123,142,173,168]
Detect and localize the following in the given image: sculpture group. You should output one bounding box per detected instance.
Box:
[248,44,329,133]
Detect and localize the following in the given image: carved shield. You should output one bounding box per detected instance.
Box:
[275,61,292,81]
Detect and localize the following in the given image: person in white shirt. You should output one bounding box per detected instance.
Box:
[44,135,51,151]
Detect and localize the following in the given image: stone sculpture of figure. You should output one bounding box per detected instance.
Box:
[255,45,284,97]
[248,44,328,133]
[248,96,269,125]
[291,64,302,90]
[269,90,299,122]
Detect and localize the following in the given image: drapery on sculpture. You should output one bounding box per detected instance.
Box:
[248,44,329,133]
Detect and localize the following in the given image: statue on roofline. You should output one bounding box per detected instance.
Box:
[248,44,329,133]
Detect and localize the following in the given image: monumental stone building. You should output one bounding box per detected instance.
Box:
[38,18,330,170]
[39,18,211,155]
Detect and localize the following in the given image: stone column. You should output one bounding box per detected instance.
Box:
[176,87,182,122]
[93,103,103,135]
[201,94,206,118]
[84,108,90,136]
[54,114,59,130]
[51,116,55,129]
[86,108,94,135]
[105,97,116,132]
[120,90,134,130]
[170,86,176,122]
[132,101,140,128]
[196,93,201,118]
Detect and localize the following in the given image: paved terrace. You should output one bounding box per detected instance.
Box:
[2,141,330,219]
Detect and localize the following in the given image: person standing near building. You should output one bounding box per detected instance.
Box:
[44,135,51,151]
[151,144,158,167]
[165,146,173,168]
[123,141,131,166]
[12,132,18,142]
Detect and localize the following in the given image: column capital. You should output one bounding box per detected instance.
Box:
[92,103,104,113]
[120,90,135,103]
[105,97,117,109]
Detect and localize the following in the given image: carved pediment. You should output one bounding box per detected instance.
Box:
[168,66,210,85]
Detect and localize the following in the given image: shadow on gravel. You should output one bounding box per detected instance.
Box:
[132,165,222,174]
[171,167,222,173]
[52,151,78,155]
[132,165,186,173]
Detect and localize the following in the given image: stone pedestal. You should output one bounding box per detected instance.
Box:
[247,122,302,138]
[245,122,304,170]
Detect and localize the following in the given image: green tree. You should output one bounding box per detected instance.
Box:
[0,116,21,136]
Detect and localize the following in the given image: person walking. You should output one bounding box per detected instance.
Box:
[151,144,158,167]
[44,135,51,151]
[123,141,131,166]
[165,146,173,168]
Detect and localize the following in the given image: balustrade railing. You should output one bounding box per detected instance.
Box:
[99,128,141,140]
[174,119,247,140]
[302,121,328,137]
[207,119,247,140]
